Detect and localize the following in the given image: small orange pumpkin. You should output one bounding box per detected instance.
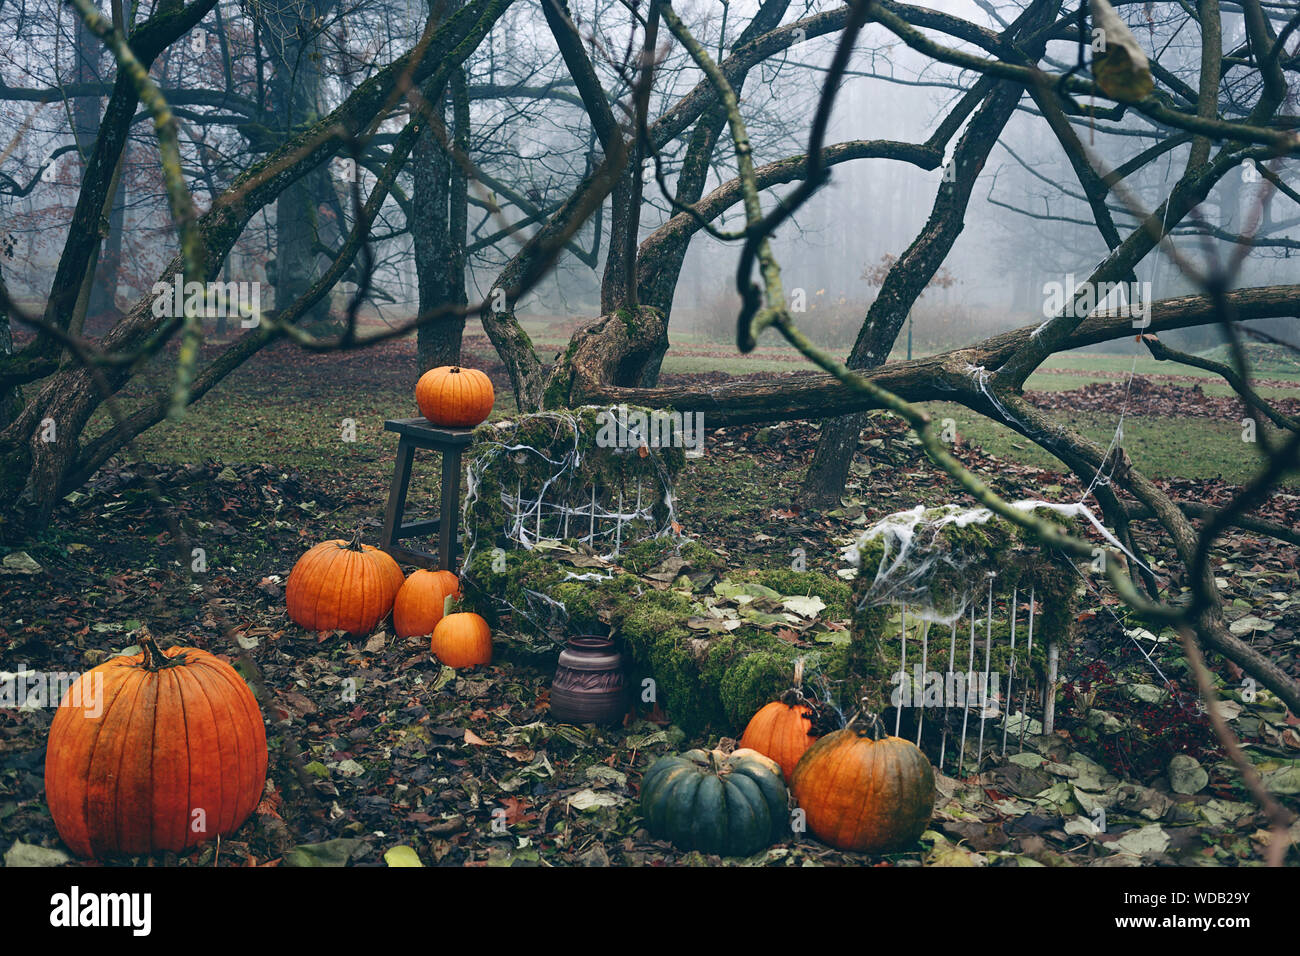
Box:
[285,529,405,636]
[739,659,818,781]
[431,612,492,668]
[45,634,267,858]
[790,717,935,853]
[415,365,494,427]
[394,569,460,638]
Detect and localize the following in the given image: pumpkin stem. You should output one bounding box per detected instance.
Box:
[345,526,365,551]
[868,712,885,739]
[846,702,884,739]
[137,631,185,671]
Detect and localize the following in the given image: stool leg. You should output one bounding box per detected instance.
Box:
[439,445,462,571]
[382,437,416,553]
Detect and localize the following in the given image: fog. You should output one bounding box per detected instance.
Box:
[3,0,1295,356]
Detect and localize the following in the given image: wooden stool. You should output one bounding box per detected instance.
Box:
[380,418,475,570]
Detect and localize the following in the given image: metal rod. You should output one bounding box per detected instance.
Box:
[916,619,929,747]
[896,603,907,737]
[958,605,976,775]
[1019,586,1035,754]
[976,575,994,769]
[1001,587,1017,756]
[939,620,957,772]
[614,489,623,556]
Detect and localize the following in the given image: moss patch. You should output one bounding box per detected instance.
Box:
[459,538,874,736]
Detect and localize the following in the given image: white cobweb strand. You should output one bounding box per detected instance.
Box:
[460,408,680,634]
[844,500,1148,625]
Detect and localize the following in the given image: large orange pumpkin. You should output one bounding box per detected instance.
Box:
[394,569,460,638]
[431,612,492,668]
[790,721,935,853]
[415,365,494,427]
[45,635,267,858]
[285,530,405,636]
[740,660,819,782]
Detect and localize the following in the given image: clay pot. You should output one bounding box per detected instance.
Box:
[550,636,628,725]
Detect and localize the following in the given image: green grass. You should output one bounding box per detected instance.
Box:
[630,326,1300,395]
[924,401,1297,487]
[92,321,1295,493]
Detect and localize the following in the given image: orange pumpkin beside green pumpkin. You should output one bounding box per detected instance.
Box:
[739,660,819,781]
[740,693,818,783]
[790,721,934,853]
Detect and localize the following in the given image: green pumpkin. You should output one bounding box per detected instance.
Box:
[640,748,789,857]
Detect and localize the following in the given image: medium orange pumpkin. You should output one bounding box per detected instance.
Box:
[741,694,818,782]
[790,720,935,853]
[740,660,819,781]
[285,530,405,636]
[431,612,492,668]
[394,569,460,638]
[415,365,494,427]
[45,635,267,858]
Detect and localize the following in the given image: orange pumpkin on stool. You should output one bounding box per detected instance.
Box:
[416,366,494,427]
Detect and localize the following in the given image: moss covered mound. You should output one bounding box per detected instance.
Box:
[462,406,686,565]
[459,435,1087,744]
[459,537,874,736]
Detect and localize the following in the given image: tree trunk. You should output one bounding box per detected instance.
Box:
[74,15,124,321]
[543,305,667,407]
[413,0,467,374]
[635,0,792,387]
[800,75,1032,508]
[574,285,1300,423]
[268,0,333,329]
[0,268,25,541]
[413,82,461,372]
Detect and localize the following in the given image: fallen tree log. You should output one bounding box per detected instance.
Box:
[563,285,1300,424]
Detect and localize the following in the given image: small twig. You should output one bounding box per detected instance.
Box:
[1178,627,1294,866]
